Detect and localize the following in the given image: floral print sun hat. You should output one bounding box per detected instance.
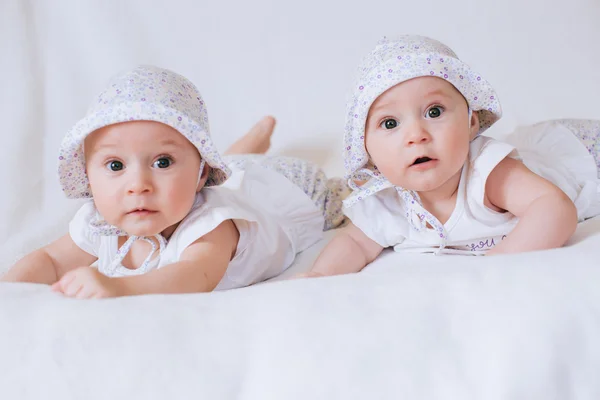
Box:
[343,34,502,182]
[58,65,230,199]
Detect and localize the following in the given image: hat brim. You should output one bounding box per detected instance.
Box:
[58,102,230,199]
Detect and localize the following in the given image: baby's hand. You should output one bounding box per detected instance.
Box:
[52,267,122,299]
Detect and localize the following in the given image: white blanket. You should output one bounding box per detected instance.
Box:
[1,216,599,399]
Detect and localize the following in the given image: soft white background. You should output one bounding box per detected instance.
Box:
[1,0,599,270]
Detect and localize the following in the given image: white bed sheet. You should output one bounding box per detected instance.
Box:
[1,216,599,399]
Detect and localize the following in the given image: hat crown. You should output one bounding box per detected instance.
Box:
[357,35,459,78]
[90,65,209,133]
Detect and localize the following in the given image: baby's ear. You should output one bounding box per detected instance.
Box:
[196,162,210,192]
[470,111,480,139]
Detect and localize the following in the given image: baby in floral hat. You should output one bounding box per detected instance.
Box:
[2,65,348,297]
[300,34,600,278]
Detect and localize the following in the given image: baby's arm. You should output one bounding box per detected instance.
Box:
[299,222,384,278]
[1,234,96,284]
[485,157,578,255]
[116,220,238,295]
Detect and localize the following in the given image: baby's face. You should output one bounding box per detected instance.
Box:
[84,121,205,237]
[364,76,478,194]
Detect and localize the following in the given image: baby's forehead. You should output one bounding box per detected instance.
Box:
[370,76,464,111]
[84,121,194,154]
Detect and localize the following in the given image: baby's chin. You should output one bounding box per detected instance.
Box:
[127,229,164,237]
[118,222,174,238]
[386,178,445,193]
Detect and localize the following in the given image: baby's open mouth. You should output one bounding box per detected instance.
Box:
[411,156,434,166]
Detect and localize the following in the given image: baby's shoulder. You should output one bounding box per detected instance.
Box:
[69,200,104,256]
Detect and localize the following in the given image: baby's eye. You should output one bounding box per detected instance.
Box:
[153,157,172,169]
[380,118,399,130]
[426,106,444,119]
[106,160,124,171]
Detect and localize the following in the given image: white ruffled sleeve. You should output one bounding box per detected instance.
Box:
[68,200,101,257]
[166,190,260,262]
[468,135,519,204]
[342,187,409,248]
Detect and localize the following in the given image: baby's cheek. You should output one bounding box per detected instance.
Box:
[367,136,401,163]
[372,151,404,175]
[380,170,407,187]
[166,186,196,215]
[94,198,121,225]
